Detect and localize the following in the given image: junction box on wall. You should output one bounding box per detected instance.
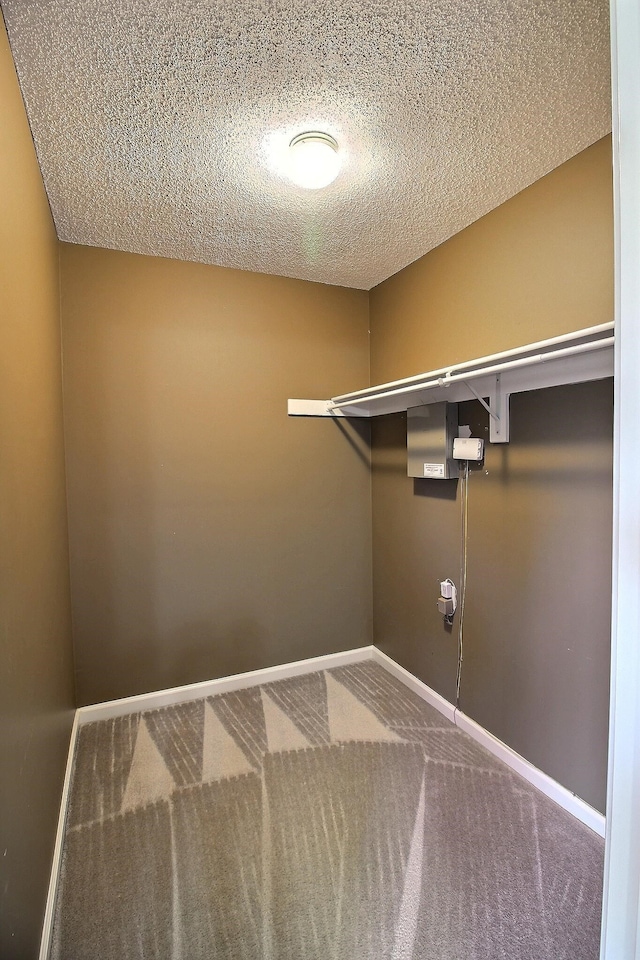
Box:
[453,436,484,461]
[407,402,458,479]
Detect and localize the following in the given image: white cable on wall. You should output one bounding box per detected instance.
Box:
[456,460,470,708]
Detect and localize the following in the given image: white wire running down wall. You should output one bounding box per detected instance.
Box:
[455,461,470,709]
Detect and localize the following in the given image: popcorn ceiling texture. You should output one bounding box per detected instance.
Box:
[2,0,610,289]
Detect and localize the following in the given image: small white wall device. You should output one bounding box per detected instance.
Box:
[453,437,484,461]
[438,579,457,621]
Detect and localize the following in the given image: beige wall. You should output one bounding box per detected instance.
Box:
[60,245,372,706]
[369,137,613,812]
[0,14,75,959]
[371,137,614,382]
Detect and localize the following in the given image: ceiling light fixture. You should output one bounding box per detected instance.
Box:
[288,131,341,190]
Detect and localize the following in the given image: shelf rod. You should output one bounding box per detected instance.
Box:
[329,336,614,411]
[331,321,614,405]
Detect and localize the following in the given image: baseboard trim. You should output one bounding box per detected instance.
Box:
[372,647,606,838]
[453,710,605,837]
[77,646,375,724]
[372,647,457,724]
[44,638,604,960]
[79,645,607,836]
[38,709,80,960]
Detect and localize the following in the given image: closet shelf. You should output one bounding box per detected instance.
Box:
[288,322,614,442]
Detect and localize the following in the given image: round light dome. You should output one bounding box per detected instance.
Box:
[288,131,341,190]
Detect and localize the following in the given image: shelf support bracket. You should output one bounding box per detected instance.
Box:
[463,381,497,420]
[463,374,510,443]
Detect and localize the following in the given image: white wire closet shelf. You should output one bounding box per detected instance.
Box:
[288,322,614,442]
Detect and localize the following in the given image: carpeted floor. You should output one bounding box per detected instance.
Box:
[51,660,604,959]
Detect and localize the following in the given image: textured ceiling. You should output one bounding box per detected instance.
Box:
[2,0,610,289]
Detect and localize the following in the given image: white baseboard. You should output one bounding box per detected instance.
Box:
[453,710,605,837]
[372,647,606,838]
[372,647,457,723]
[78,646,374,724]
[42,639,604,960]
[77,644,607,837]
[38,710,80,960]
[39,645,373,957]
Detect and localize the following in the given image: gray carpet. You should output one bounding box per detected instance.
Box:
[51,661,604,959]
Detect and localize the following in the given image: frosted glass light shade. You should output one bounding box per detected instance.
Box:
[288,132,341,189]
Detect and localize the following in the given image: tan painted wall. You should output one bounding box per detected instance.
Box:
[0,14,75,958]
[369,138,613,812]
[61,245,372,706]
[371,137,614,383]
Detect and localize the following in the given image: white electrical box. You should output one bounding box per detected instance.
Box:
[407,402,458,479]
[452,437,484,461]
